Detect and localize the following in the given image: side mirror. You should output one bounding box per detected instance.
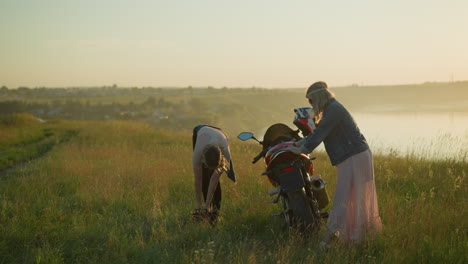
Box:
[237,132,254,141]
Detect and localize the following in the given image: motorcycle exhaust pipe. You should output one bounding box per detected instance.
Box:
[311,177,325,191]
[309,175,330,210]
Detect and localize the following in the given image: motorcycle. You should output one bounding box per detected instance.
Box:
[237,107,329,235]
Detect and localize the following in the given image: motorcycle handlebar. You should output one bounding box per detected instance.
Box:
[252,148,268,164]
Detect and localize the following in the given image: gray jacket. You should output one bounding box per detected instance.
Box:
[300,98,369,166]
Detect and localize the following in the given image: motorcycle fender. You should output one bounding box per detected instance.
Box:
[276,166,305,193]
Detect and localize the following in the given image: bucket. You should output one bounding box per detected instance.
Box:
[310,175,329,210]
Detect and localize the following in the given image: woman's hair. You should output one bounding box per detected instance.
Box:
[306,81,335,123]
[202,145,228,171]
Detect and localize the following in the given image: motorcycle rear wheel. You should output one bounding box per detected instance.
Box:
[285,189,317,234]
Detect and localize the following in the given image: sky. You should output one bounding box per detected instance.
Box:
[1,0,467,88]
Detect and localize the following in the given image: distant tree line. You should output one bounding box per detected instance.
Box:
[0,86,174,99]
[0,96,173,121]
[0,85,263,100]
[0,86,279,130]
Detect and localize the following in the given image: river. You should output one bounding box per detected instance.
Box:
[352,112,468,161]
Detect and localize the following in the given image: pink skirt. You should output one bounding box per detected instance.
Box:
[326,149,382,242]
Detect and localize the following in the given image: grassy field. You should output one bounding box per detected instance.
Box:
[0,116,466,263]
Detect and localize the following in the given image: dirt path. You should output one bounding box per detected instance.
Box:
[0,130,78,178]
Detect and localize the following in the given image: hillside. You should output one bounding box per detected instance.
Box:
[0,81,467,137]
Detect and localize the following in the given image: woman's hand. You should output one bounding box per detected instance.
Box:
[294,137,307,147]
[284,145,303,155]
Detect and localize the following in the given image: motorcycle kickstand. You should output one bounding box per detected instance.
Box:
[272,210,289,217]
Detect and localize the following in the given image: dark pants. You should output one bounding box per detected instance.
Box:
[193,125,222,211]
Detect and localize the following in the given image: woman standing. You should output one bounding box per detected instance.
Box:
[287,82,382,245]
[192,125,236,223]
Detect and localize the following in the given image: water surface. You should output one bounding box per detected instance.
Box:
[353,112,468,161]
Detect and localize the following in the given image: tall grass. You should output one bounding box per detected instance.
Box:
[0,113,45,149]
[0,120,466,263]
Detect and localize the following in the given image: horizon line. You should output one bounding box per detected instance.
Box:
[2,80,467,90]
